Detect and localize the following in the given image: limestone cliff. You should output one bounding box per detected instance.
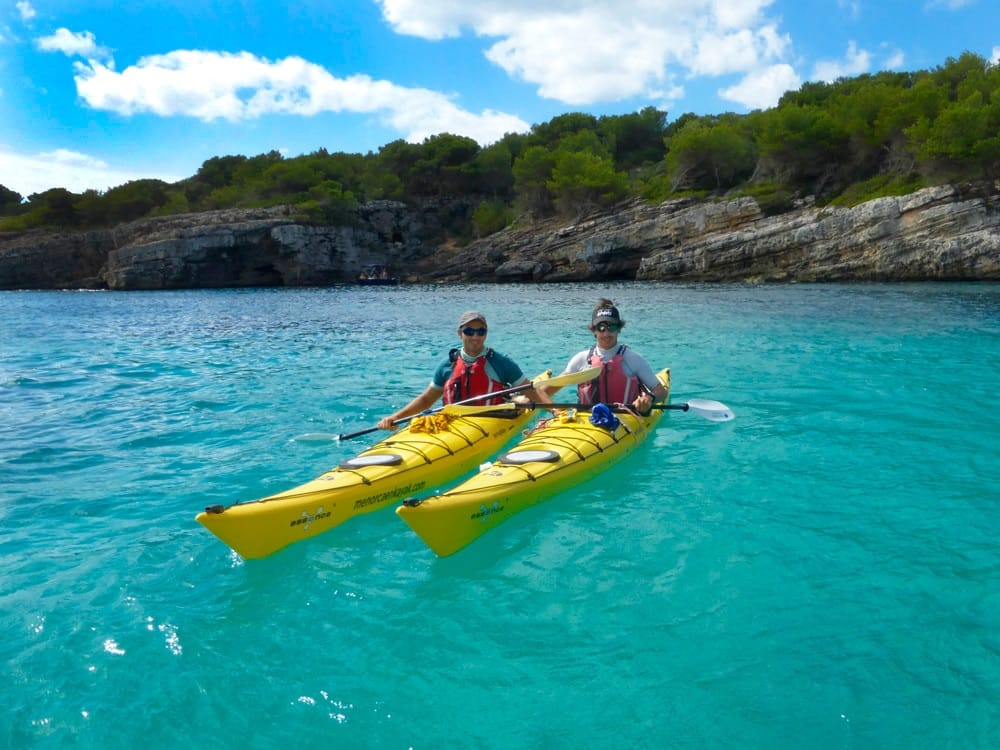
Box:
[1,186,997,289]
[0,201,436,290]
[414,185,1000,283]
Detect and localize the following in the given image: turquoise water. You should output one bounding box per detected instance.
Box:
[2,283,998,749]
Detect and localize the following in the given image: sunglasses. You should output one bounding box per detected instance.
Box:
[594,323,621,333]
[461,326,488,336]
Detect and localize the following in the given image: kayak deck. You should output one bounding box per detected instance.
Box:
[396,368,670,556]
[196,405,536,559]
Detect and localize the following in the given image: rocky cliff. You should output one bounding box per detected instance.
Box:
[1,185,998,289]
[414,184,1000,283]
[0,201,440,290]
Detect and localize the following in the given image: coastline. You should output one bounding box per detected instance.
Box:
[1,184,998,290]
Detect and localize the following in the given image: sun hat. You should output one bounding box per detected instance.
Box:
[458,310,488,327]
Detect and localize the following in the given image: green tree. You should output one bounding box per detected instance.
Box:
[377,139,424,198]
[74,189,109,227]
[26,188,79,227]
[907,90,1000,183]
[597,106,668,170]
[186,155,248,206]
[931,52,992,102]
[547,149,628,217]
[513,129,627,217]
[471,142,516,198]
[151,188,192,216]
[665,115,755,191]
[261,160,324,197]
[0,184,24,216]
[471,199,513,237]
[102,179,171,223]
[231,150,285,201]
[307,150,370,198]
[512,145,557,216]
[779,80,838,109]
[752,104,849,195]
[359,168,404,201]
[410,133,481,195]
[298,180,358,224]
[527,112,599,149]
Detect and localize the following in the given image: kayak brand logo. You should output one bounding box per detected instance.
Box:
[353,480,427,511]
[471,501,504,522]
[291,506,331,530]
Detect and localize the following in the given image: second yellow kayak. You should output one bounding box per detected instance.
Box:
[396,368,671,556]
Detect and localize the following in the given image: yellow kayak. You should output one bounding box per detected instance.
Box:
[196,368,603,559]
[396,368,671,557]
[196,407,535,558]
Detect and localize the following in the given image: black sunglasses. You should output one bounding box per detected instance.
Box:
[462,326,487,336]
[594,323,621,333]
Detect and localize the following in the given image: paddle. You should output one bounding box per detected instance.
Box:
[446,397,735,422]
[335,366,603,441]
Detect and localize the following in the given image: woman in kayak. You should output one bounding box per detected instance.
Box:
[545,298,667,414]
[377,310,550,429]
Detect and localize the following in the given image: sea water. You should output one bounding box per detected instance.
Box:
[1,282,998,749]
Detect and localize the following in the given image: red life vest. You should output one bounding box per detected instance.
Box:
[443,349,507,405]
[577,346,641,405]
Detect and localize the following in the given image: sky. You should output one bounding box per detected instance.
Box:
[1,0,998,199]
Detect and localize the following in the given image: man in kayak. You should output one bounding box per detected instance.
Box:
[377,310,550,429]
[544,298,667,414]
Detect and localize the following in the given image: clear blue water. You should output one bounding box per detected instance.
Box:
[2,283,998,749]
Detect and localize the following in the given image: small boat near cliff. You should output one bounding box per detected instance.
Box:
[357,264,399,286]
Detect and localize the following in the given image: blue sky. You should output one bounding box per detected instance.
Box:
[1,0,997,198]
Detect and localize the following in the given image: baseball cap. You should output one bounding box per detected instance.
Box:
[591,305,622,327]
[458,310,488,327]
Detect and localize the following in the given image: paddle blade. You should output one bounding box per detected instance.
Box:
[685,398,734,422]
[292,432,340,442]
[535,365,601,390]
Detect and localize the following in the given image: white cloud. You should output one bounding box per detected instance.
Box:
[483,11,681,105]
[811,41,871,83]
[36,28,112,63]
[16,1,36,21]
[991,47,1000,65]
[883,49,906,69]
[376,0,784,108]
[71,50,529,145]
[0,148,182,197]
[38,148,108,169]
[374,0,467,39]
[719,63,801,109]
[688,24,790,76]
